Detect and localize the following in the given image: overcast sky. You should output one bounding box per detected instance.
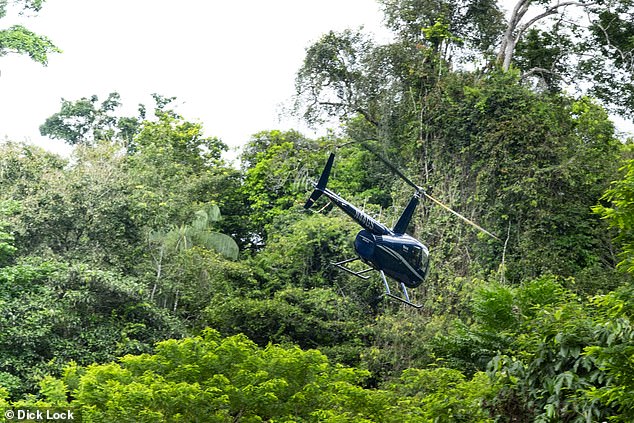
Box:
[1,1,631,160]
[0,0,390,158]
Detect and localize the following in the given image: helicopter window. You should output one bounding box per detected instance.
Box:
[407,246,423,268]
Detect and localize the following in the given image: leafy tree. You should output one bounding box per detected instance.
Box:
[204,287,370,365]
[2,143,143,271]
[513,27,573,91]
[0,259,184,397]
[149,205,239,262]
[252,213,359,292]
[380,0,505,59]
[162,247,257,324]
[125,108,229,230]
[9,329,499,422]
[39,92,143,146]
[424,73,621,284]
[0,142,66,199]
[0,201,18,267]
[594,158,634,273]
[582,2,634,117]
[146,206,240,313]
[495,0,583,71]
[584,285,634,422]
[494,0,634,116]
[458,276,634,422]
[240,130,396,248]
[294,29,384,127]
[240,130,323,242]
[0,0,59,65]
[58,330,379,422]
[385,367,497,422]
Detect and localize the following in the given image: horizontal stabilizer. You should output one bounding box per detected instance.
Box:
[304,189,323,209]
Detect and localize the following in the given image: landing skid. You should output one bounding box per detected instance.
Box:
[331,257,374,280]
[331,258,423,308]
[379,270,423,309]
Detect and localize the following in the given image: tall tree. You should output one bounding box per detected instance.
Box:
[295,4,622,294]
[0,143,143,270]
[380,0,505,60]
[40,92,144,146]
[498,0,634,115]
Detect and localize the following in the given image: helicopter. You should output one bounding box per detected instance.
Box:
[304,145,499,308]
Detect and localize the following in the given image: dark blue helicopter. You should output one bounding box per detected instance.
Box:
[305,149,499,308]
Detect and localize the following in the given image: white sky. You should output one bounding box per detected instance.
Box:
[0,0,390,158]
[1,0,631,160]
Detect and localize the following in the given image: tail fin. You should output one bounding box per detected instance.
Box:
[393,193,420,234]
[304,153,335,209]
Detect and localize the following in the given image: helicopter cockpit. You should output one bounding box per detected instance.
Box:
[408,245,422,267]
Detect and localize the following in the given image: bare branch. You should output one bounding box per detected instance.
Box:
[515,1,598,43]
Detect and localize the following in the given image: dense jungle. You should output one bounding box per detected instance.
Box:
[1,0,634,421]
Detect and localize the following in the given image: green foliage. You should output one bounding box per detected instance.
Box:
[0,0,59,65]
[0,142,66,198]
[0,0,44,15]
[422,72,620,287]
[132,108,225,170]
[253,213,358,291]
[480,277,634,422]
[386,368,497,422]
[295,29,379,126]
[581,3,634,118]
[584,285,634,421]
[125,110,230,230]
[241,132,396,247]
[0,201,18,267]
[514,28,573,91]
[386,276,634,422]
[63,330,379,422]
[240,130,324,241]
[204,287,369,365]
[149,205,238,261]
[146,239,246,316]
[1,143,143,270]
[39,92,141,145]
[0,24,59,64]
[363,311,442,380]
[379,0,504,55]
[0,259,184,397]
[8,329,498,422]
[595,159,634,273]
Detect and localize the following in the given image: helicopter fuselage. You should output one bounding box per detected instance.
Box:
[354,230,429,288]
[314,186,430,289]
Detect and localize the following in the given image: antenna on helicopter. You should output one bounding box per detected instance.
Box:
[361,142,501,242]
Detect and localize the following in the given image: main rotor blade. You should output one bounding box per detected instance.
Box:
[423,192,501,241]
[362,141,500,241]
[361,142,420,191]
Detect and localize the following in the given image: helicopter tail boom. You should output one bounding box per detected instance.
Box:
[304,153,335,209]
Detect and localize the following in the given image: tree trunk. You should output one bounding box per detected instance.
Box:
[497,0,592,71]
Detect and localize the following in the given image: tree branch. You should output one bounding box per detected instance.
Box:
[591,11,634,72]
[515,1,597,43]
